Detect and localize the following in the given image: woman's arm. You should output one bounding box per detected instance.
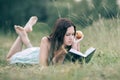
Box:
[39,36,50,66]
[72,30,84,51]
[72,41,80,51]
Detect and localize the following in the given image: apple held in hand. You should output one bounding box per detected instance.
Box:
[76,30,84,39]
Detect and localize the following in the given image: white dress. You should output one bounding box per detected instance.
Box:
[10,47,40,64]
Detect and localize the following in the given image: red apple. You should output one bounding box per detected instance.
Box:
[76,31,83,39]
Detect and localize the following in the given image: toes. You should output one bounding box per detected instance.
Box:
[29,16,38,25]
[31,16,38,21]
[15,25,24,31]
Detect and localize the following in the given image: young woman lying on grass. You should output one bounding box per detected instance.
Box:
[6,16,83,66]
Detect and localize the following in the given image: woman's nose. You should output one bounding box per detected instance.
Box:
[70,35,74,40]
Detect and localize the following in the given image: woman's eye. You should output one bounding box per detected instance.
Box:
[66,33,74,36]
[66,34,70,36]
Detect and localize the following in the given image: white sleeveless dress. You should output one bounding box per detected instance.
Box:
[10,47,40,64]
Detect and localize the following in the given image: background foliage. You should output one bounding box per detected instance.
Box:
[0,0,120,33]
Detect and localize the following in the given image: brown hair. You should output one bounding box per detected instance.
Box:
[48,18,76,64]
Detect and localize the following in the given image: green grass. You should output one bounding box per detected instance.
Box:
[0,19,120,80]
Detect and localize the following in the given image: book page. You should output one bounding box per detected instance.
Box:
[84,47,96,57]
[69,49,85,57]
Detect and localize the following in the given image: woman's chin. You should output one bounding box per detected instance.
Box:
[66,43,72,46]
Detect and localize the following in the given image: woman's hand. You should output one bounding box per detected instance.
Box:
[74,30,84,43]
[74,35,84,43]
[72,31,84,51]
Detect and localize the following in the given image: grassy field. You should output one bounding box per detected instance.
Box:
[0,18,120,80]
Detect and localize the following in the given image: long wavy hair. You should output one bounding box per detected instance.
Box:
[48,18,76,64]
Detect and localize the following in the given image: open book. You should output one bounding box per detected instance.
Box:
[65,47,96,63]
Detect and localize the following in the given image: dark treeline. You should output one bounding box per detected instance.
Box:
[0,0,48,33]
[0,0,119,33]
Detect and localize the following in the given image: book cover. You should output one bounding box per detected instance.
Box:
[65,47,96,63]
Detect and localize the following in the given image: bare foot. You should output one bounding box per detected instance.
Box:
[14,25,32,47]
[24,16,38,32]
[14,25,27,37]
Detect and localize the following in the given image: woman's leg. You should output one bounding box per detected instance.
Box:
[24,16,38,32]
[15,26,33,48]
[6,16,38,60]
[6,36,23,60]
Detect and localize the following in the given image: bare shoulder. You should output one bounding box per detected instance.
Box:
[41,36,49,42]
[41,36,50,46]
[40,36,50,50]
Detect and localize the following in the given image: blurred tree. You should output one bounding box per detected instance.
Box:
[92,0,119,19]
[0,0,119,34]
[100,0,118,18]
[92,0,102,20]
[0,0,48,33]
[68,0,93,27]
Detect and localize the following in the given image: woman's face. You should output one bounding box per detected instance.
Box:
[64,26,75,46]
